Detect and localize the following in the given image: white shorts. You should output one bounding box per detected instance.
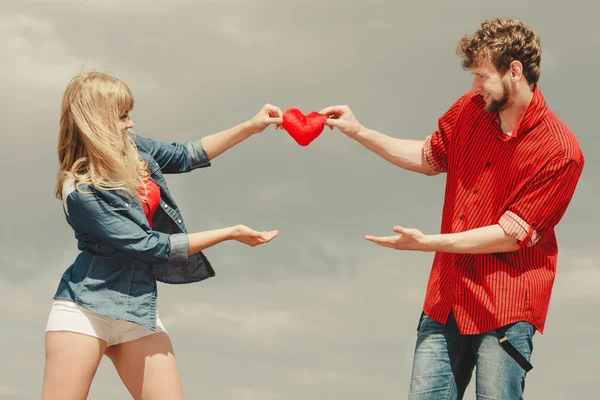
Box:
[45,300,167,346]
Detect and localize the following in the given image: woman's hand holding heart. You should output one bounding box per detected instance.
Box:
[248,103,284,134]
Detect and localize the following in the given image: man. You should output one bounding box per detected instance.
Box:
[321,18,584,399]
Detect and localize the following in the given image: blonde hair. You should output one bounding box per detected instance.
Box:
[457,18,542,85]
[56,71,149,200]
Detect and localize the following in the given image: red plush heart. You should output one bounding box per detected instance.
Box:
[281,108,328,146]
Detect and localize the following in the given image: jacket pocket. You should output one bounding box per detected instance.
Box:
[108,199,132,212]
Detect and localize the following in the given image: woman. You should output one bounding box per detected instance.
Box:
[42,71,282,400]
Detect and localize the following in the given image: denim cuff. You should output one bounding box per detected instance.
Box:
[187,139,211,170]
[168,233,190,261]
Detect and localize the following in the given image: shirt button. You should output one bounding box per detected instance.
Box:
[474,189,478,194]
[485,162,491,167]
[178,219,182,223]
[460,215,465,220]
[163,204,169,209]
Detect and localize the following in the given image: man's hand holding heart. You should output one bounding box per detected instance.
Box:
[319,105,366,139]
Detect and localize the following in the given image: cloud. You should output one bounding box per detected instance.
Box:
[17,0,232,12]
[0,385,31,397]
[226,387,282,400]
[289,368,367,386]
[215,14,278,47]
[0,276,58,321]
[553,251,600,302]
[250,184,315,209]
[156,247,428,352]
[0,11,158,92]
[0,12,82,87]
[164,301,299,347]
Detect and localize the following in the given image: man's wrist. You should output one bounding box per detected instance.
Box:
[353,126,370,140]
[422,234,439,252]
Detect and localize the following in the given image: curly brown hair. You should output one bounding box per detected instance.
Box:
[457,18,542,84]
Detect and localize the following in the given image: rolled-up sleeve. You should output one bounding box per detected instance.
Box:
[132,133,211,174]
[168,232,190,260]
[423,95,465,174]
[498,158,583,247]
[186,139,211,170]
[65,189,189,264]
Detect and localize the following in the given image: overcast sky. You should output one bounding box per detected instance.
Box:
[1,0,598,399]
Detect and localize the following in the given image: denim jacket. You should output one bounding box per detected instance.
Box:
[53,133,215,330]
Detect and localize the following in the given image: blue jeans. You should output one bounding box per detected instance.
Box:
[408,312,535,400]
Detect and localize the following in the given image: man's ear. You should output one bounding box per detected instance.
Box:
[509,60,524,81]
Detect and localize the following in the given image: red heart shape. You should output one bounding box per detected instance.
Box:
[281,108,328,146]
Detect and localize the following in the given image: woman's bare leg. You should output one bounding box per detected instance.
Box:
[104,332,185,400]
[42,331,107,400]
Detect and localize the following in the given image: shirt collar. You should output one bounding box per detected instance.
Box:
[512,85,547,138]
[493,85,548,141]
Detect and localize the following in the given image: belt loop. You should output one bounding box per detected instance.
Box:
[416,311,425,335]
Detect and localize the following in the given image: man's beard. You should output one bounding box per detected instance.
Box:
[484,80,511,113]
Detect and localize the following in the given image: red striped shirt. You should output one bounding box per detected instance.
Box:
[422,86,584,334]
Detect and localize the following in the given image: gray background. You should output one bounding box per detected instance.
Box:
[0,0,597,398]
